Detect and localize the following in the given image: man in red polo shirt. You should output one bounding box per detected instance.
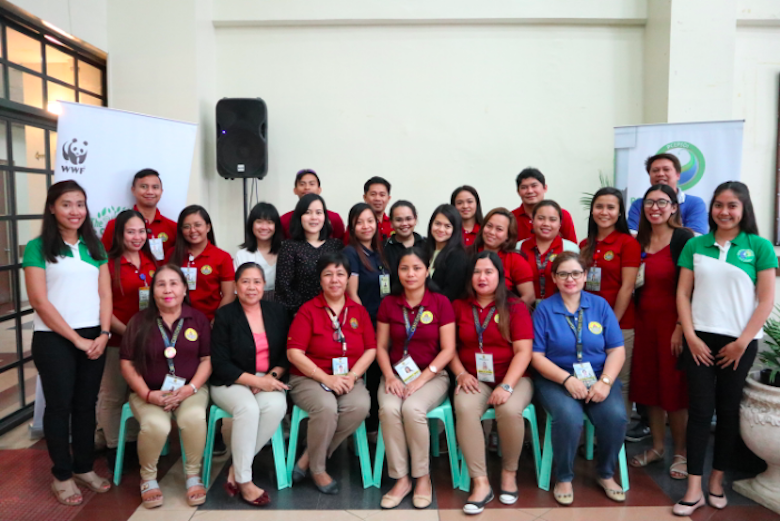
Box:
[344,176,394,245]
[511,168,577,243]
[101,169,177,261]
[280,169,345,240]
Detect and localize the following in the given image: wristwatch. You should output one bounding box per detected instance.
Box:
[428,365,438,374]
[271,371,279,379]
[499,383,514,395]
[600,375,612,387]
[100,330,112,339]
[190,383,198,394]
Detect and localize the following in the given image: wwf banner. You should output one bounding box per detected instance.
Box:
[54,102,197,237]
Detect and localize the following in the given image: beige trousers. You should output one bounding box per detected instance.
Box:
[618,328,635,417]
[128,387,209,481]
[378,371,449,479]
[288,375,370,474]
[454,377,533,478]
[96,346,138,448]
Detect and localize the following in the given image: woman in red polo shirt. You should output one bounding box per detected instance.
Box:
[518,201,580,305]
[579,188,640,416]
[166,205,235,321]
[287,251,376,495]
[97,210,157,468]
[451,186,483,247]
[376,247,456,510]
[450,251,534,514]
[473,208,535,306]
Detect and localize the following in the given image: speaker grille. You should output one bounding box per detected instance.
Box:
[217,128,265,176]
[216,98,267,179]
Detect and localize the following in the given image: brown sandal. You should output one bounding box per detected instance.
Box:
[186,476,207,506]
[73,471,111,493]
[51,479,83,506]
[630,448,665,468]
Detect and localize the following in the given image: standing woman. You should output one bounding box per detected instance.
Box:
[166,205,235,322]
[277,193,344,313]
[344,202,389,321]
[579,188,640,415]
[376,247,456,509]
[673,182,776,516]
[385,200,425,287]
[234,202,283,301]
[426,204,470,301]
[24,180,112,505]
[452,186,484,247]
[629,185,693,479]
[473,208,535,306]
[97,210,158,468]
[450,251,534,514]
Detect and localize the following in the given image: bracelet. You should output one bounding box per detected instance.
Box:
[146,389,152,403]
[561,375,573,386]
[455,370,466,381]
[348,371,359,381]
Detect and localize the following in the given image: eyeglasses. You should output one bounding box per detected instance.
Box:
[554,270,585,280]
[643,199,671,209]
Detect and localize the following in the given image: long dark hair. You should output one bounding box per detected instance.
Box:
[581,187,630,263]
[40,180,104,263]
[636,184,683,251]
[450,185,484,227]
[128,264,191,377]
[347,202,386,271]
[392,246,430,295]
[709,181,758,235]
[107,210,157,294]
[425,204,466,273]
[170,205,216,267]
[240,202,282,254]
[472,207,518,253]
[467,250,511,341]
[289,193,332,241]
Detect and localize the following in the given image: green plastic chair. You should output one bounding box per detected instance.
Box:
[457,403,542,491]
[286,404,374,489]
[114,402,180,486]
[372,396,460,489]
[538,411,630,492]
[201,404,290,489]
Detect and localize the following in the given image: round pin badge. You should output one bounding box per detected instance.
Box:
[420,311,434,324]
[200,265,213,275]
[158,232,168,242]
[603,251,615,261]
[494,313,500,324]
[350,317,359,329]
[588,322,603,334]
[737,249,755,262]
[164,347,177,359]
[184,328,198,341]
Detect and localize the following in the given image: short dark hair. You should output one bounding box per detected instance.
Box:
[515,167,546,189]
[294,169,321,187]
[241,202,283,254]
[289,193,332,241]
[551,251,587,274]
[645,153,681,174]
[709,181,758,235]
[389,200,417,220]
[363,176,391,195]
[133,168,161,186]
[316,251,350,278]
[532,199,562,220]
[235,261,265,282]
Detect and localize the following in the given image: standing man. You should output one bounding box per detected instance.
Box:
[511,167,577,243]
[627,153,708,234]
[362,176,393,240]
[280,169,345,240]
[101,169,177,261]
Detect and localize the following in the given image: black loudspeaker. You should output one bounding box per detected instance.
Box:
[216,98,267,179]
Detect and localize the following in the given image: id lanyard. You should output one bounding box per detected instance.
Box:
[565,308,585,362]
[326,306,349,356]
[157,318,185,375]
[472,305,496,352]
[402,306,425,357]
[534,247,554,298]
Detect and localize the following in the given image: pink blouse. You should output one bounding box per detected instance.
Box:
[254,332,270,373]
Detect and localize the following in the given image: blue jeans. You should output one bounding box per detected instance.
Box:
[535,376,628,483]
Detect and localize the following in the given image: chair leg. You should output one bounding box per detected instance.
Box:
[372,427,385,488]
[538,414,553,491]
[202,405,218,486]
[442,407,460,489]
[618,444,630,492]
[585,418,595,461]
[429,418,440,457]
[524,405,542,486]
[286,407,304,484]
[353,421,374,489]
[113,404,134,486]
[271,424,290,490]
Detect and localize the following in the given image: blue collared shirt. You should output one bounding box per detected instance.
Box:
[628,189,708,234]
[532,292,624,375]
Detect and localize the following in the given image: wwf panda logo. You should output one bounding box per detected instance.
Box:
[62,138,89,165]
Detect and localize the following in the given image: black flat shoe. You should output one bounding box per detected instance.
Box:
[315,479,339,495]
[292,464,308,484]
[463,488,494,515]
[499,489,518,505]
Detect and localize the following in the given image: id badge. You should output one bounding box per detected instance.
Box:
[149,238,165,261]
[585,267,602,292]
[635,263,645,289]
[161,374,186,391]
[572,362,598,389]
[332,357,349,376]
[475,353,495,383]
[394,355,421,384]
[379,273,391,297]
[139,287,150,310]
[182,267,197,290]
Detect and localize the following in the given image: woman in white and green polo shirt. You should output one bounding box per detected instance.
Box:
[673,181,776,516]
[23,180,113,507]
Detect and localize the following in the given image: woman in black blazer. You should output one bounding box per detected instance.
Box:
[426,204,470,301]
[210,262,291,507]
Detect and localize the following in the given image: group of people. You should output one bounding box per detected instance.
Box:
[24,155,775,517]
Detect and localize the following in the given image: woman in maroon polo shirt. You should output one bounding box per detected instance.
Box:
[376,247,456,510]
[451,185,484,247]
[120,264,212,509]
[450,251,534,514]
[96,210,157,468]
[579,188,640,416]
[286,251,376,495]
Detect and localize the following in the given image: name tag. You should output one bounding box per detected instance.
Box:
[149,238,165,261]
[394,355,421,384]
[379,273,391,297]
[139,287,150,310]
[475,353,495,383]
[182,267,197,290]
[573,362,597,389]
[332,357,349,376]
[635,263,645,289]
[161,374,186,391]
[585,267,602,292]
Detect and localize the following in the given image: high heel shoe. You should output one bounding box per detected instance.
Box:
[223,481,239,497]
[673,496,705,516]
[241,490,270,507]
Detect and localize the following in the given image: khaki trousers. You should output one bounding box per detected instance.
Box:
[128,387,209,481]
[96,347,138,448]
[454,377,533,478]
[288,375,370,474]
[378,372,449,479]
[618,329,635,417]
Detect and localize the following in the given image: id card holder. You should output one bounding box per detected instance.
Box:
[585,267,602,292]
[182,267,197,290]
[161,374,186,392]
[332,357,349,376]
[379,273,391,297]
[149,238,165,261]
[572,362,598,389]
[635,263,645,289]
[475,353,495,383]
[394,355,421,384]
[139,287,150,310]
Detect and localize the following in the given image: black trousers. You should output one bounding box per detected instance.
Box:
[32,327,106,481]
[683,331,757,476]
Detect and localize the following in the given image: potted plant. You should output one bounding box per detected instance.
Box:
[758,306,780,386]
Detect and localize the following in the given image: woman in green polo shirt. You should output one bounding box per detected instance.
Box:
[673,181,776,516]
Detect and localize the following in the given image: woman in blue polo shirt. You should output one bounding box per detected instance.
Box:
[531,251,627,506]
[673,181,776,516]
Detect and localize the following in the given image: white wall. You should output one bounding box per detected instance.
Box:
[9,0,107,51]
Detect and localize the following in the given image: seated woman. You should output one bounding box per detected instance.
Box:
[120,264,212,509]
[531,252,627,505]
[376,247,456,509]
[286,251,377,494]
[209,262,291,507]
[450,251,534,514]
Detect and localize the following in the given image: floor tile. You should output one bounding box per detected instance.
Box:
[539,506,689,521]
[0,422,38,450]
[345,510,381,519]
[440,508,537,521]
[362,509,440,521]
[127,509,195,521]
[518,508,553,518]
[192,510,364,521]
